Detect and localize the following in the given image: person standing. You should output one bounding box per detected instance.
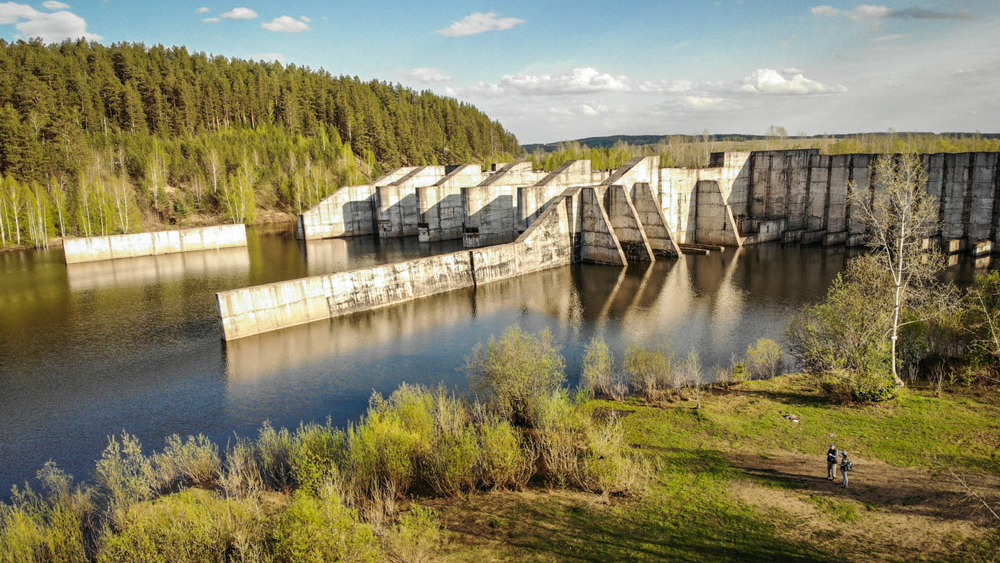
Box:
[840,451,853,488]
[826,444,839,480]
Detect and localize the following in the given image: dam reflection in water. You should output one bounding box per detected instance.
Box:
[1,224,856,497]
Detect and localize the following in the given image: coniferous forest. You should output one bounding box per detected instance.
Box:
[0,40,521,247]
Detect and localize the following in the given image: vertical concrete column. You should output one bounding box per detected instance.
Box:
[604,185,654,262]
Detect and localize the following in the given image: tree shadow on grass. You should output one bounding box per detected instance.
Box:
[724,388,830,408]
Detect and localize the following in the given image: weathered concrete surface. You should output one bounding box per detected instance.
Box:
[631,182,680,256]
[517,159,597,233]
[417,165,484,242]
[297,167,414,240]
[63,224,247,264]
[67,246,250,290]
[695,180,742,247]
[376,166,447,238]
[604,184,654,262]
[578,187,627,266]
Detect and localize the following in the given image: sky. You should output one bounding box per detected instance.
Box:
[1,1,998,144]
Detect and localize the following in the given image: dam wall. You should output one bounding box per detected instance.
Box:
[63,224,247,264]
[375,166,448,238]
[296,167,416,240]
[416,164,484,242]
[217,184,648,340]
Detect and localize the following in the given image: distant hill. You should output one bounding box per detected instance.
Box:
[523,132,1000,152]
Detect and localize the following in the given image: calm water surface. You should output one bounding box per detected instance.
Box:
[1,223,969,496]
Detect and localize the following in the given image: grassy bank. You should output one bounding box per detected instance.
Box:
[435,374,1000,562]
[3,371,997,562]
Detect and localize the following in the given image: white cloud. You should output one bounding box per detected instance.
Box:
[549,103,606,116]
[0,2,99,41]
[41,0,68,9]
[262,15,308,32]
[684,96,727,109]
[221,6,256,19]
[739,68,846,95]
[471,67,631,96]
[401,67,454,84]
[811,4,973,22]
[437,11,524,37]
[254,52,285,63]
[299,15,310,22]
[195,6,209,13]
[871,33,909,42]
[202,17,220,22]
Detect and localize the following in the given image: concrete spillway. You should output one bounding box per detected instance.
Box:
[218,149,1000,340]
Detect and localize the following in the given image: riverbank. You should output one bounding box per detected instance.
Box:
[3,373,996,562]
[434,373,1000,562]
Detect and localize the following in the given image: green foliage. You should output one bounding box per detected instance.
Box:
[94,433,153,518]
[256,421,295,491]
[465,326,566,426]
[0,40,520,246]
[422,391,479,497]
[623,344,676,399]
[475,413,535,490]
[220,437,263,499]
[581,337,618,398]
[344,385,434,502]
[573,414,650,499]
[149,434,221,492]
[745,338,783,380]
[96,488,268,563]
[271,486,381,563]
[381,505,444,563]
[962,271,1000,369]
[0,477,90,563]
[289,420,345,494]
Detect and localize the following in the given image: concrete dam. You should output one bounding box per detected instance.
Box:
[216,149,1000,340]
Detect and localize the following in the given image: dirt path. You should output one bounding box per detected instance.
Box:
[728,452,1000,562]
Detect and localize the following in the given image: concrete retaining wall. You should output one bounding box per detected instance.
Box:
[376,166,447,238]
[63,224,247,264]
[296,167,415,240]
[417,165,484,242]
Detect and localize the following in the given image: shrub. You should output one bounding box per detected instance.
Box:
[623,344,675,399]
[95,433,153,518]
[464,326,566,426]
[422,392,478,496]
[149,434,221,492]
[821,369,897,403]
[581,337,614,397]
[290,420,345,493]
[256,421,294,490]
[475,414,535,490]
[532,390,584,485]
[344,386,434,503]
[96,488,268,563]
[746,338,783,380]
[220,437,263,498]
[0,483,90,563]
[730,355,749,383]
[271,486,381,563]
[381,505,444,563]
[572,415,650,499]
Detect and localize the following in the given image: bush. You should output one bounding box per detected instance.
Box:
[149,434,221,492]
[475,413,535,490]
[271,485,381,563]
[256,421,294,491]
[422,392,478,496]
[95,433,153,518]
[381,505,444,563]
[532,390,584,486]
[0,480,90,563]
[746,338,783,380]
[290,420,345,493]
[581,337,615,398]
[465,326,566,427]
[821,369,897,403]
[572,415,650,499]
[623,344,675,399]
[96,488,268,563]
[220,437,263,498]
[344,386,434,503]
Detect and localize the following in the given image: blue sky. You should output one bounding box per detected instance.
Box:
[2,1,998,143]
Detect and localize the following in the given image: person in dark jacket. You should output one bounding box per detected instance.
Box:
[840,451,853,488]
[826,444,838,480]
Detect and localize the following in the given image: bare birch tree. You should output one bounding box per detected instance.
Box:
[851,152,942,387]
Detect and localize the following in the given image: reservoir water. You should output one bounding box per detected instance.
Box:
[1,223,873,495]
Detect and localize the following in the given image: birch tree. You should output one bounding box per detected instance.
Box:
[851,152,942,387]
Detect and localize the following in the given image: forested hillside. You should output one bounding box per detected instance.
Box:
[0,40,520,247]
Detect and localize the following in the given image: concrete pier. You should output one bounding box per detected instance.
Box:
[63,224,247,264]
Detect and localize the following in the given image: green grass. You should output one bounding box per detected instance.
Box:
[438,375,1000,562]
